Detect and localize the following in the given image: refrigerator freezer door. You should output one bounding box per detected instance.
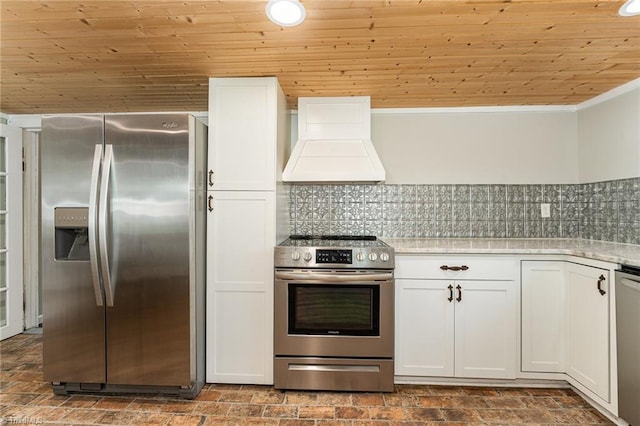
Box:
[104,114,193,386]
[42,115,107,384]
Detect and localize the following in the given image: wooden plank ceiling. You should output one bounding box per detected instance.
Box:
[1,0,639,114]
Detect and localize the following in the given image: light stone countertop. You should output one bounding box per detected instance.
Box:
[380,238,640,268]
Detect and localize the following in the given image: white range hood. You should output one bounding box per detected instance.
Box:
[282,96,385,183]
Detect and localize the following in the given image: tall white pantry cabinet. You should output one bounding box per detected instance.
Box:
[206,77,290,384]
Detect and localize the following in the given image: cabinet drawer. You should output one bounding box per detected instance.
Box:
[396,255,517,281]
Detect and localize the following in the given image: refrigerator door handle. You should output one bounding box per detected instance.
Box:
[88,144,104,306]
[99,144,115,307]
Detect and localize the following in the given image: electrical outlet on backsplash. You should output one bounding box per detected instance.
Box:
[287,177,640,245]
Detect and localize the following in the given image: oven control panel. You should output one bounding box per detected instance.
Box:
[316,249,352,264]
[275,247,394,269]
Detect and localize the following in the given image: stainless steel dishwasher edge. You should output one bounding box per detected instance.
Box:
[615,265,640,426]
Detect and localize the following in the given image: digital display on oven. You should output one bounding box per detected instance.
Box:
[316,249,352,264]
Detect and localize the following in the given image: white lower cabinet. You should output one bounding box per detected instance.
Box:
[454,280,517,378]
[521,259,612,405]
[565,262,610,402]
[395,279,454,377]
[521,261,566,373]
[210,290,268,382]
[206,191,275,384]
[395,255,518,379]
[394,254,616,413]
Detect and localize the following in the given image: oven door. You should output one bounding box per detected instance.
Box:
[274,269,394,358]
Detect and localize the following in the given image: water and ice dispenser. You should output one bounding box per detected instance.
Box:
[54,207,90,261]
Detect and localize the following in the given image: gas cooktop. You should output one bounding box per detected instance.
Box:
[275,235,394,269]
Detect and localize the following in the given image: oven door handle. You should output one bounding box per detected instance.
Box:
[275,271,393,283]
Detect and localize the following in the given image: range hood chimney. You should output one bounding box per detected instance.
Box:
[282,96,385,183]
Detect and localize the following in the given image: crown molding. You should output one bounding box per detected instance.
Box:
[576,78,640,110]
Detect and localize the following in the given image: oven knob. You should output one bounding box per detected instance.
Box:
[291,251,301,261]
[368,252,378,261]
[303,252,313,262]
[380,252,390,262]
[356,252,365,262]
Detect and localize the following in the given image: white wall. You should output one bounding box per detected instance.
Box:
[371,109,579,184]
[289,108,580,185]
[577,84,640,183]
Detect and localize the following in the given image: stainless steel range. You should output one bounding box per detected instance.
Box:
[274,235,394,392]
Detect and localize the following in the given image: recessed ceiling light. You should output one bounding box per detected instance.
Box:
[266,0,306,27]
[619,0,640,16]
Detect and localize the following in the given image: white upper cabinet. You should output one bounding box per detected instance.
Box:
[208,77,288,191]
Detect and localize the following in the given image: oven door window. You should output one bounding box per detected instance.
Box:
[288,284,380,336]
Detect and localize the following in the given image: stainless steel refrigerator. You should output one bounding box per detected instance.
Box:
[41,113,206,398]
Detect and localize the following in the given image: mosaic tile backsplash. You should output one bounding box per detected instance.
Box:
[287,177,640,245]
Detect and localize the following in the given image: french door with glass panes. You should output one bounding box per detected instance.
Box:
[0,123,23,340]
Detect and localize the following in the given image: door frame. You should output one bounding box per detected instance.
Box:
[23,130,40,329]
[9,115,42,331]
[0,123,24,340]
